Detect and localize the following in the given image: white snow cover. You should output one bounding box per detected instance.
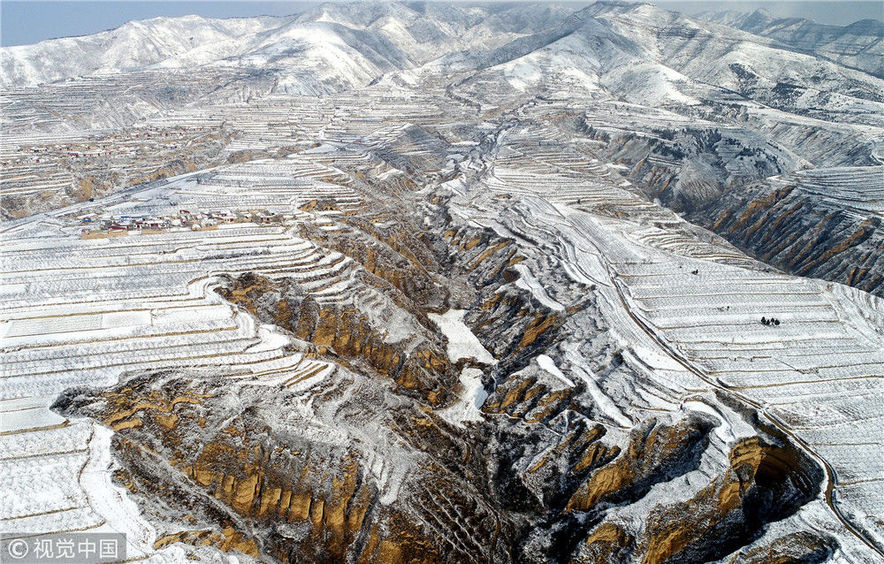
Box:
[444,160,884,558]
[535,354,575,387]
[2,2,883,559]
[429,309,496,365]
[511,264,565,312]
[438,368,489,428]
[0,159,389,560]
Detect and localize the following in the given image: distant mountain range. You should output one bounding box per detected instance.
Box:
[0,3,572,90]
[698,8,883,77]
[3,2,881,96]
[2,3,884,563]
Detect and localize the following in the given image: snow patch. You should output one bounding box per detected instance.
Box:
[565,348,632,428]
[428,309,496,365]
[438,368,488,428]
[536,354,575,387]
[511,264,565,312]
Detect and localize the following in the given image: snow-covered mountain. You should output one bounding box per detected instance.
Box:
[0,2,573,91]
[699,8,884,77]
[0,15,282,87]
[3,0,881,289]
[3,1,880,117]
[2,3,883,563]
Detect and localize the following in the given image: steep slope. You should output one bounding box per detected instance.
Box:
[0,2,574,92]
[428,1,884,297]
[693,166,884,296]
[2,5,884,561]
[700,9,884,78]
[417,1,883,125]
[0,15,282,88]
[585,2,884,124]
[4,120,878,562]
[571,111,884,297]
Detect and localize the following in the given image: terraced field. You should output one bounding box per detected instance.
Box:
[2,2,883,562]
[442,136,884,560]
[0,156,400,559]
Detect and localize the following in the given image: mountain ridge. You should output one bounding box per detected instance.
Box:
[697,7,884,77]
[1,6,883,560]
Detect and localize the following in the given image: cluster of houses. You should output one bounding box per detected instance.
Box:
[13,127,189,166]
[80,208,282,236]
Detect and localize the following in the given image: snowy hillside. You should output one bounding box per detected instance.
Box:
[0,3,572,91]
[2,2,883,563]
[699,8,884,77]
[0,15,282,88]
